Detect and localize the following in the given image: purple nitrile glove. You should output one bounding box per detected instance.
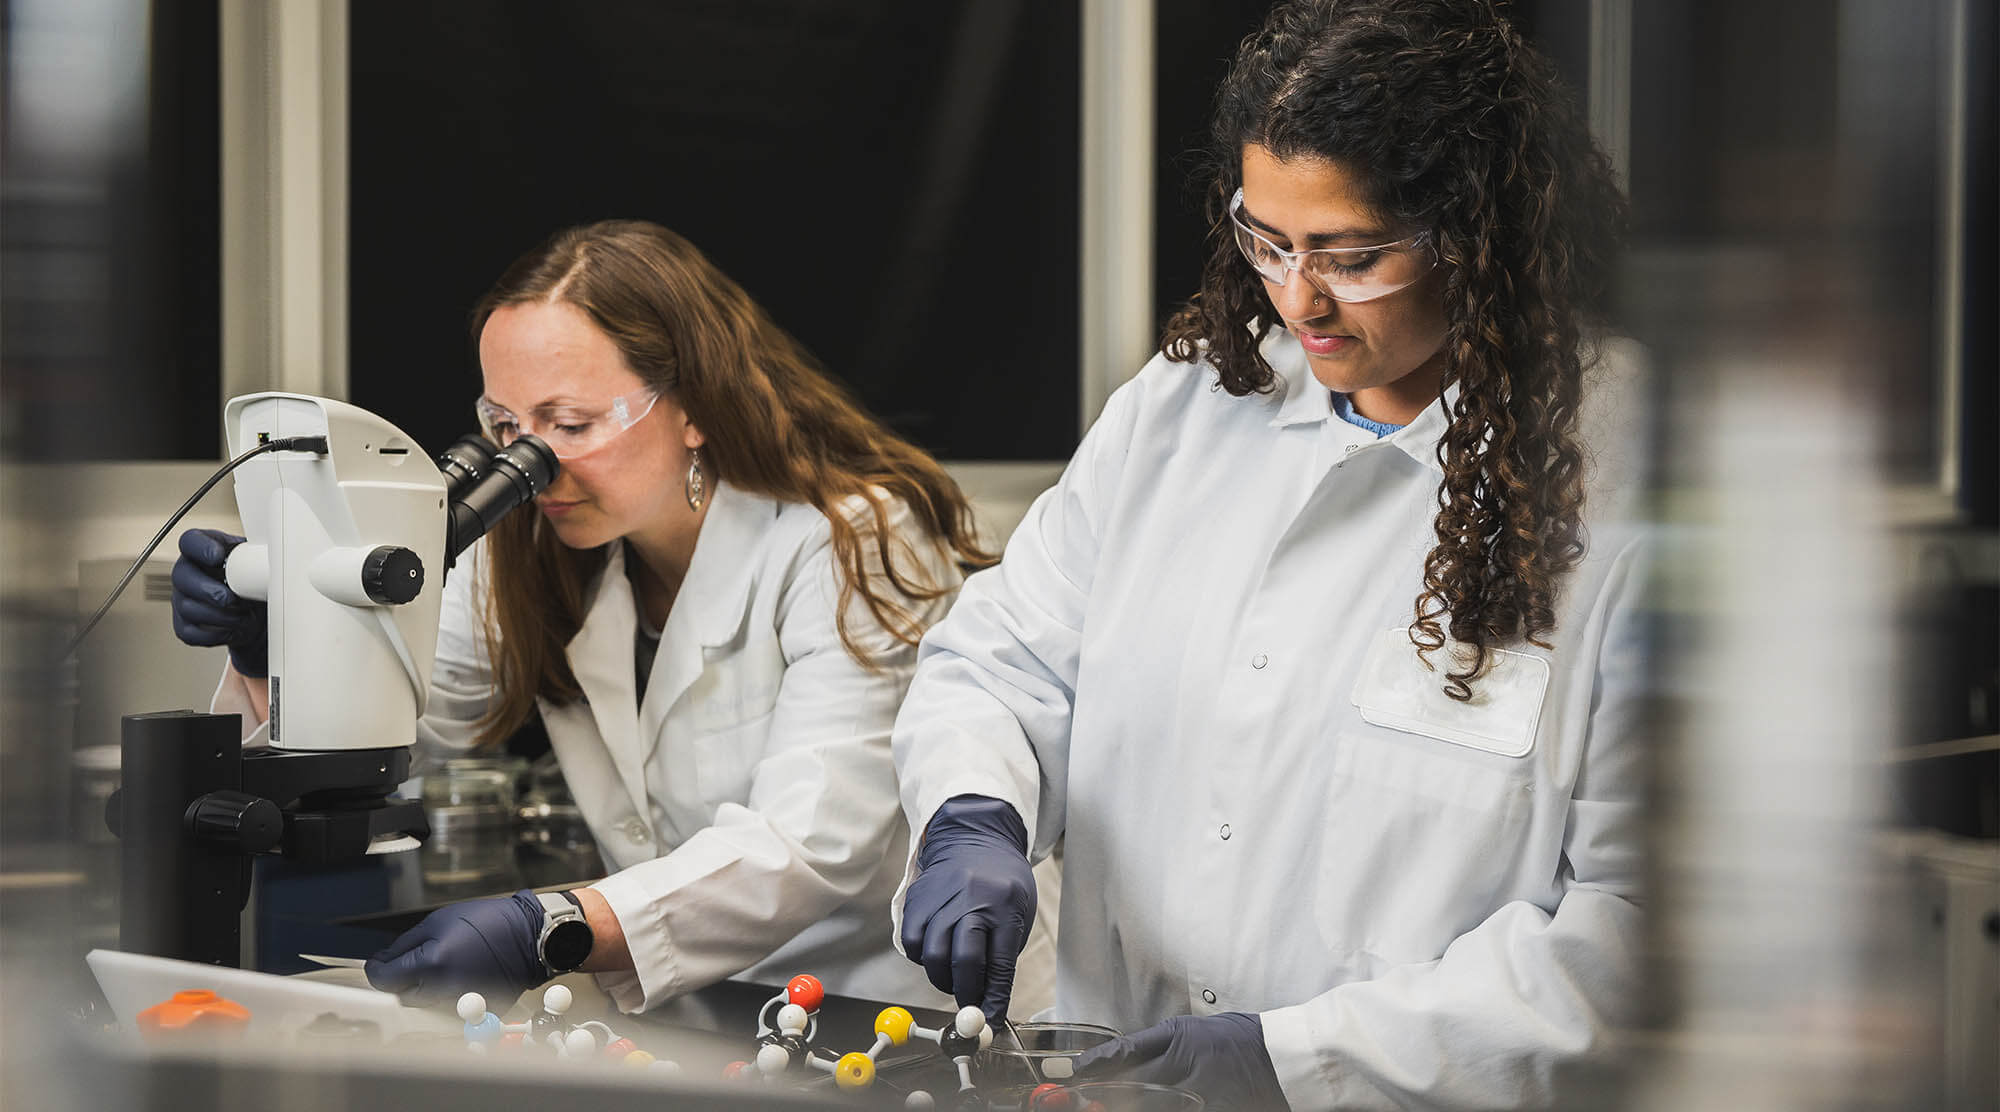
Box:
[169,528,268,678]
[900,794,1036,1023]
[1073,1012,1289,1112]
[364,890,546,1008]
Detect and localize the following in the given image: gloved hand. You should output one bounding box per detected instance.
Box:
[170,528,268,678]
[1073,1013,1289,1112]
[365,890,547,1007]
[899,794,1036,1022]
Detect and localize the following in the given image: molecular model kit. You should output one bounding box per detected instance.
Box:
[455,972,1002,1106]
[456,984,683,1074]
[123,973,1134,1109]
[723,973,998,1107]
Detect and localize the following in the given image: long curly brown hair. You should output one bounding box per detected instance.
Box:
[1161,0,1627,699]
[469,220,994,747]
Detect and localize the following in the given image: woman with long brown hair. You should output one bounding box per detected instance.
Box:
[178,218,991,1010]
[890,1,1650,1108]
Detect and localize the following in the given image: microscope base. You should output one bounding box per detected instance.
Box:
[111,711,429,968]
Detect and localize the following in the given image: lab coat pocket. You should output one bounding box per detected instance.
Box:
[1312,732,1536,964]
[1349,626,1550,757]
[688,633,786,806]
[1312,630,1548,964]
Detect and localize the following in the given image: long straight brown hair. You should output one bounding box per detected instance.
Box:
[469,220,992,748]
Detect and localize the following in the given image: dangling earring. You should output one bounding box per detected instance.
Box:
[684,447,707,512]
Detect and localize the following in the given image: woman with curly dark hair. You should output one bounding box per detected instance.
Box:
[890,1,1650,1108]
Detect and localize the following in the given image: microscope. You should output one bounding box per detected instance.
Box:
[107,393,557,967]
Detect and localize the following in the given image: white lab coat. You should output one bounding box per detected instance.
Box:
[890,329,1652,1110]
[224,480,957,1012]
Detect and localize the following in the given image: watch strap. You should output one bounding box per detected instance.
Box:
[536,891,580,921]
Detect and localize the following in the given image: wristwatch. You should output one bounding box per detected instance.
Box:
[535,890,595,976]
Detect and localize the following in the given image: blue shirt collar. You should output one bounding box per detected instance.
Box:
[1330,390,1406,438]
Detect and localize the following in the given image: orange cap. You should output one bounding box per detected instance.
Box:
[136,989,252,1036]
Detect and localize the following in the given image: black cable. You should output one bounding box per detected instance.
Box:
[63,435,330,660]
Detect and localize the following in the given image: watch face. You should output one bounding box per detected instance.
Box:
[543,919,593,972]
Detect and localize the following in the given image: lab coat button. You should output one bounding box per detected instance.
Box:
[1251,653,1268,670]
[1218,823,1231,840]
[1201,989,1217,1005]
[623,818,650,843]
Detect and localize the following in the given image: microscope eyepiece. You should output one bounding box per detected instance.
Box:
[444,434,560,563]
[490,435,559,494]
[435,434,497,502]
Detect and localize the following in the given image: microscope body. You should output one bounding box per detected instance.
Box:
[110,393,552,967]
[222,392,449,752]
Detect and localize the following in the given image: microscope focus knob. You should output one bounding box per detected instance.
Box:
[185,790,284,854]
[361,545,425,605]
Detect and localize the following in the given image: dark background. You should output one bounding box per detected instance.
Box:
[0,0,222,462]
[348,0,1081,463]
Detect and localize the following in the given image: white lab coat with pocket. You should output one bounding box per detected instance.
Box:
[890,330,1652,1110]
[222,481,957,1012]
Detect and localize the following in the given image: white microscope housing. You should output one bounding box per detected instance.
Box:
[104,393,553,965]
[221,393,448,753]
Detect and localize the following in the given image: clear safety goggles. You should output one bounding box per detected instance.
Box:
[474,386,661,460]
[1228,187,1437,304]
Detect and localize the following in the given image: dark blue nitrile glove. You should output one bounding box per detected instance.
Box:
[364,889,546,1008]
[1073,1013,1289,1112]
[899,794,1036,1022]
[170,528,268,678]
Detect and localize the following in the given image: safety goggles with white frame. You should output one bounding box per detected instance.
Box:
[474,386,661,460]
[1228,187,1437,304]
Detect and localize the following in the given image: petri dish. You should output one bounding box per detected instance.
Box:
[976,1021,1121,1086]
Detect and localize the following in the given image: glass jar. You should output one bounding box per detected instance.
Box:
[419,757,527,898]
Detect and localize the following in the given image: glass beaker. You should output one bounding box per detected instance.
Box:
[976,1022,1121,1086]
[419,757,526,897]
